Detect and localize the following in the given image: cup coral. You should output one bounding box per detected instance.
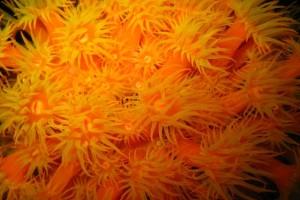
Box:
[0,0,300,200]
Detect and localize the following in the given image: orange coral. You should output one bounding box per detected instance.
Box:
[0,0,300,199]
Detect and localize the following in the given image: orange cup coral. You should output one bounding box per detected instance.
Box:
[0,0,300,199]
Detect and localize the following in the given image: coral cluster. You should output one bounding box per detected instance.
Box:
[0,0,300,199]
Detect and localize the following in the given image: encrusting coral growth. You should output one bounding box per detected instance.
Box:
[0,0,300,199]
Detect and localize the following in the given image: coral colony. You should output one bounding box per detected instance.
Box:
[0,0,300,199]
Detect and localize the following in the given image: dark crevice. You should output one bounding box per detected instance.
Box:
[275,154,294,165]
[235,174,280,200]
[2,190,8,200]
[15,29,33,46]
[0,1,17,19]
[288,132,300,144]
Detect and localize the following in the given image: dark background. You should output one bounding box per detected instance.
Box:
[0,0,299,15]
[0,0,299,200]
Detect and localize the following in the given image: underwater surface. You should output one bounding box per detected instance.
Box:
[0,0,300,199]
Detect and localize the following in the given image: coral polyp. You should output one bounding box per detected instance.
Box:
[54,3,114,67]
[119,145,183,200]
[0,0,300,199]
[229,0,296,53]
[0,71,65,145]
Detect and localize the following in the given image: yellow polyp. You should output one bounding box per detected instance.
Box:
[247,86,264,102]
[120,145,182,200]
[25,92,51,123]
[31,55,45,67]
[14,35,55,73]
[152,97,182,117]
[143,55,152,64]
[135,81,142,89]
[124,123,133,131]
[72,24,96,47]
[54,2,114,64]
[112,54,118,60]
[30,100,44,115]
[101,161,110,170]
[1,0,300,199]
[79,34,89,44]
[131,38,164,77]
[229,0,296,53]
[30,149,39,158]
[153,99,167,111]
